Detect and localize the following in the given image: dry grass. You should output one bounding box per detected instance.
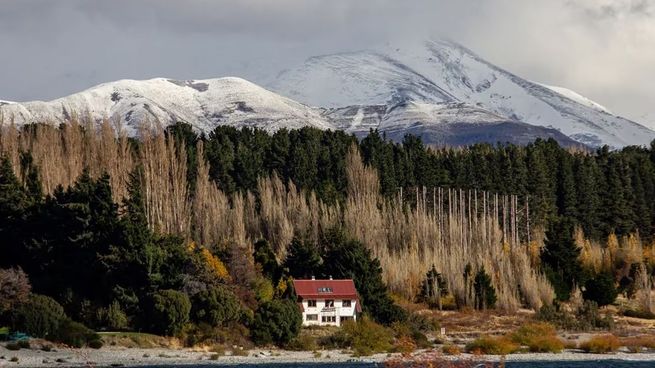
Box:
[465,335,519,355]
[580,334,621,353]
[99,332,180,349]
[620,335,655,352]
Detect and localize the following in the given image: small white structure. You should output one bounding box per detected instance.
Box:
[293,278,361,326]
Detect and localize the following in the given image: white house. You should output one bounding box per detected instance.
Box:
[293,278,361,327]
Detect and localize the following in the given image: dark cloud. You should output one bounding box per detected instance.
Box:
[0,0,652,123]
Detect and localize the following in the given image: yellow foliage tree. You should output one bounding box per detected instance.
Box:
[200,247,231,281]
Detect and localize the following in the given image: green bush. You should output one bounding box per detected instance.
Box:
[5,341,21,350]
[10,294,65,338]
[192,286,241,327]
[88,339,103,349]
[102,300,129,330]
[536,301,613,331]
[583,272,618,307]
[325,317,394,356]
[51,318,101,348]
[250,300,301,346]
[149,290,191,336]
[285,333,318,351]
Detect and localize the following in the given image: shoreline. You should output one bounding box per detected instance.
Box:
[3,347,655,367]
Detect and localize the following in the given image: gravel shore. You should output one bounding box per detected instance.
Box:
[2,346,655,367]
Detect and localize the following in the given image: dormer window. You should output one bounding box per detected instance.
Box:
[318,287,333,293]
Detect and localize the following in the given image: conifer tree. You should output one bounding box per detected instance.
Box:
[541,218,583,301]
[474,267,497,310]
[0,156,28,267]
[283,238,322,279]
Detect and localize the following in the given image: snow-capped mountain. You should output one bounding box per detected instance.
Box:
[269,40,655,148]
[0,77,333,135]
[1,40,653,148]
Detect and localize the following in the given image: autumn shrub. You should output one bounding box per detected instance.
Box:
[10,294,65,339]
[394,335,416,356]
[465,335,519,355]
[0,267,31,312]
[509,322,563,353]
[326,317,394,356]
[580,334,620,353]
[148,290,191,336]
[442,344,462,355]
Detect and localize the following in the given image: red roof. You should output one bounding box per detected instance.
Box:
[293,279,359,299]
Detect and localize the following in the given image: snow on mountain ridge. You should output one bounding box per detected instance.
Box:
[536,83,611,114]
[269,39,655,148]
[0,77,334,134]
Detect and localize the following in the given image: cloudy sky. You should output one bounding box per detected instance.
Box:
[1,0,653,124]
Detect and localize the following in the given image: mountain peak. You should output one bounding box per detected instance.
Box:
[267,39,655,148]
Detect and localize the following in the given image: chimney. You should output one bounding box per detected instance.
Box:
[311,275,315,280]
[329,275,333,280]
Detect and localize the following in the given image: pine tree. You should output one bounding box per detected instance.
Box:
[474,267,497,310]
[541,218,583,301]
[0,156,28,267]
[283,238,322,279]
[419,265,448,309]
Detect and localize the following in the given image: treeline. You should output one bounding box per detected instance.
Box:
[3,122,655,242]
[169,124,655,241]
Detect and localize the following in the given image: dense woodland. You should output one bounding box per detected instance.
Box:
[1,119,655,347]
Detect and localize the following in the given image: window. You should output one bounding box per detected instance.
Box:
[342,300,352,307]
[317,287,333,293]
[325,299,334,308]
[306,314,318,321]
[322,315,336,323]
[307,300,317,307]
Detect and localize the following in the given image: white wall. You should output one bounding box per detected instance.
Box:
[300,298,358,326]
